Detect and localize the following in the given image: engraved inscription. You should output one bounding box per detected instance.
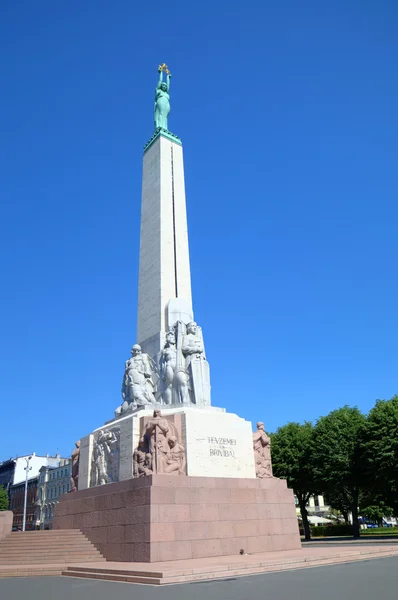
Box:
[207,437,237,458]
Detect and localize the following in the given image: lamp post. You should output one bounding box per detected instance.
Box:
[22,456,32,532]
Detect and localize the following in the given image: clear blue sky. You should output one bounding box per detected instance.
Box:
[1,1,397,461]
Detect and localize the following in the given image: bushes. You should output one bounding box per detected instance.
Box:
[362,527,398,535]
[311,524,353,537]
[308,524,398,538]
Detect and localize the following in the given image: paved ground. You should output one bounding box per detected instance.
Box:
[1,556,398,600]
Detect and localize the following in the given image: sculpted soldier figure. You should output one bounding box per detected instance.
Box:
[144,409,172,472]
[133,438,152,477]
[181,321,204,363]
[253,422,273,478]
[161,436,186,475]
[121,344,155,409]
[181,320,210,405]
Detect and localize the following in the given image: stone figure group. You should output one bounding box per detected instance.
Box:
[252,422,273,478]
[91,428,120,486]
[118,320,210,415]
[133,410,186,477]
[158,321,205,405]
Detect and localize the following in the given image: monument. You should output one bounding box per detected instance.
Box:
[53,65,300,562]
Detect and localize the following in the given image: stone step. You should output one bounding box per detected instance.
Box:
[1,539,96,546]
[8,531,82,537]
[62,548,398,586]
[0,549,99,555]
[0,551,101,566]
[0,571,62,578]
[0,542,98,550]
[0,566,64,578]
[70,565,164,577]
[4,539,87,544]
[0,544,100,552]
[0,529,105,570]
[63,570,162,585]
[0,552,103,559]
[0,557,104,565]
[0,552,103,560]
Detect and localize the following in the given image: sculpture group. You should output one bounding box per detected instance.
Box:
[118,320,209,415]
[133,410,186,477]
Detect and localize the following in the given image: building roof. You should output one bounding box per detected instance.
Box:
[1,454,68,466]
[10,475,40,489]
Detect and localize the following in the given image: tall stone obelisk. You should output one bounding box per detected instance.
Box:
[137,128,192,360]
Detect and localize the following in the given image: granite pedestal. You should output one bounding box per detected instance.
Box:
[53,475,300,562]
[78,407,257,490]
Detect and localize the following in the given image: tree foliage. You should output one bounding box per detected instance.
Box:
[312,406,366,537]
[362,396,398,516]
[271,422,317,540]
[271,398,398,539]
[324,490,352,525]
[360,501,393,527]
[0,487,9,511]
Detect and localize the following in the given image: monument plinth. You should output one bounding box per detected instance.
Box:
[54,65,300,561]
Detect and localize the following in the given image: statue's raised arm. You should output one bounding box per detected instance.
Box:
[156,68,164,90]
[154,64,171,131]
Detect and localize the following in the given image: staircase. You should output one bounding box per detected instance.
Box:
[0,530,105,578]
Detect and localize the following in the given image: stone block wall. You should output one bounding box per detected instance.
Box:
[53,475,300,562]
[0,511,13,540]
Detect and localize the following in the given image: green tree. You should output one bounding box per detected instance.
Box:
[324,490,351,525]
[360,497,393,527]
[362,396,398,516]
[0,486,9,511]
[312,406,366,538]
[271,422,317,541]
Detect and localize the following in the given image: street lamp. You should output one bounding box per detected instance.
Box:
[22,456,32,532]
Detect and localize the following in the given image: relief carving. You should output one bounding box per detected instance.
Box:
[133,410,186,476]
[91,428,120,486]
[133,438,152,477]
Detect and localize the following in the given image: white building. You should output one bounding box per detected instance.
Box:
[35,460,71,529]
[295,494,333,525]
[0,452,64,490]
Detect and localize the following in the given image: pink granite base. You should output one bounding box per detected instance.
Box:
[53,476,300,562]
[0,511,13,540]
